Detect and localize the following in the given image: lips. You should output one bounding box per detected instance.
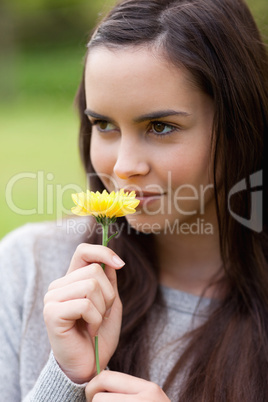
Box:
[136,191,162,198]
[123,189,164,197]
[123,189,165,207]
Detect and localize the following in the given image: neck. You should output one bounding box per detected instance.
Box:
[154,219,223,298]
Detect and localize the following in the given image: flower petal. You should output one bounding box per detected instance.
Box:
[71,189,140,219]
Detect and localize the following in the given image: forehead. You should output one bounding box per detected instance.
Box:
[84,46,211,118]
[85,45,191,87]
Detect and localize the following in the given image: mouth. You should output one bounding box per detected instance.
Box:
[124,189,165,207]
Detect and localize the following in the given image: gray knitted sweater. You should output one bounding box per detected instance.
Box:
[0,218,211,401]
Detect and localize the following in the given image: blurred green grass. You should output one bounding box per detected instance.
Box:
[0,46,87,239]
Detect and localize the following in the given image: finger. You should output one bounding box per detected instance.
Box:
[102,265,118,295]
[68,243,125,272]
[86,371,148,398]
[49,264,105,289]
[44,279,106,317]
[88,393,134,402]
[44,299,103,337]
[48,264,116,310]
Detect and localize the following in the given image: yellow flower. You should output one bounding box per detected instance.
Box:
[71,189,140,220]
[71,189,139,375]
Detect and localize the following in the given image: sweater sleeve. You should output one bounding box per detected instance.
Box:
[23,352,86,402]
[0,222,89,401]
[0,227,27,401]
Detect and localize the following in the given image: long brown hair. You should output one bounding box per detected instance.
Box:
[75,0,268,400]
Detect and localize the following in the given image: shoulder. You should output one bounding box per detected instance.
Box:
[0,216,94,253]
[0,216,96,283]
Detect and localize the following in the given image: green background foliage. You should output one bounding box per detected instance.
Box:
[0,0,267,239]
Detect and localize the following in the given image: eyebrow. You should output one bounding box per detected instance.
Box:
[84,109,111,121]
[134,110,191,123]
[84,108,191,123]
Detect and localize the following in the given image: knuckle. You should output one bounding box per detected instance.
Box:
[47,279,57,291]
[81,298,92,312]
[80,278,99,299]
[95,312,103,327]
[85,302,102,327]
[81,299,103,327]
[106,288,116,306]
[150,383,163,396]
[89,263,101,275]
[98,370,108,381]
[75,242,90,258]
[43,302,56,324]
[76,242,87,253]
[87,278,99,293]
[43,291,50,305]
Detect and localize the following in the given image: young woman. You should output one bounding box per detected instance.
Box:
[0,0,267,401]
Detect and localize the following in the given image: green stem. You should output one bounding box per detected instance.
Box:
[107,231,118,243]
[95,335,100,375]
[101,223,109,270]
[95,222,109,374]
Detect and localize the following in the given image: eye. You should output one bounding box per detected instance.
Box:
[93,120,117,132]
[150,121,176,136]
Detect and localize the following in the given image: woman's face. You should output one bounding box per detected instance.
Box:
[85,46,216,234]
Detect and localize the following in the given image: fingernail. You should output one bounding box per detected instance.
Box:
[112,255,125,267]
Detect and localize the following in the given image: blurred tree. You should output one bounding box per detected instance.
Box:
[6,0,116,49]
[246,0,268,40]
[2,0,267,51]
[0,1,17,101]
[0,0,116,101]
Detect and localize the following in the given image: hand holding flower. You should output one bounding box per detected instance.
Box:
[44,189,139,383]
[72,189,139,374]
[43,243,124,383]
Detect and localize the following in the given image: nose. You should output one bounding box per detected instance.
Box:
[113,136,150,180]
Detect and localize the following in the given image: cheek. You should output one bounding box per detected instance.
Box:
[90,145,100,175]
[165,146,212,189]
[90,136,116,187]
[90,135,108,173]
